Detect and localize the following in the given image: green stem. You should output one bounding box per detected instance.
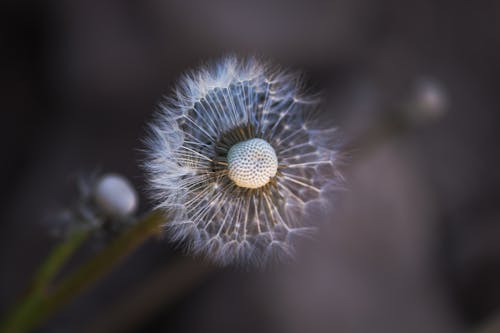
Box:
[0,210,165,333]
[0,229,89,333]
[33,229,90,293]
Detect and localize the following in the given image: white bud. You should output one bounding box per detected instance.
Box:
[227,138,278,189]
[94,174,138,217]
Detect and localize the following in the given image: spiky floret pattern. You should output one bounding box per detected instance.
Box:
[144,56,342,267]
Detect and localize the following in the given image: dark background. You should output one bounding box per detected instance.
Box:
[1,0,500,332]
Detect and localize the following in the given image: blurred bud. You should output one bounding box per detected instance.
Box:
[49,172,139,240]
[407,77,448,122]
[94,174,138,217]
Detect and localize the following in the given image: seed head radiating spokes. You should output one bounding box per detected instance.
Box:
[144,56,342,267]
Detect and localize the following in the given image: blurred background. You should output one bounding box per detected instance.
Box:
[1,0,500,332]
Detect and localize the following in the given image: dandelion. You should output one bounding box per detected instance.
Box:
[144,56,341,266]
[93,174,139,218]
[51,173,138,239]
[409,77,448,121]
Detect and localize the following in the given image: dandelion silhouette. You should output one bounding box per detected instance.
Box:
[144,56,341,266]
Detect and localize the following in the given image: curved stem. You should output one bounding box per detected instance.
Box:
[34,229,90,293]
[0,210,165,333]
[0,229,90,333]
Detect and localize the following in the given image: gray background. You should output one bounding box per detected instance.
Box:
[1,0,499,332]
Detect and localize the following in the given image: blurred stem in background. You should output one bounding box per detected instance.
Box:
[474,314,500,333]
[0,210,176,333]
[0,229,90,333]
[81,257,213,333]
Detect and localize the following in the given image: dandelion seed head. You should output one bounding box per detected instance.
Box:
[50,172,138,240]
[227,138,278,189]
[144,56,342,267]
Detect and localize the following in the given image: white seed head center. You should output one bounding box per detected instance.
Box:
[227,138,278,189]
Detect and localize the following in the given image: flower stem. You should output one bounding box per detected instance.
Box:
[0,210,165,333]
[34,229,90,293]
[0,228,89,333]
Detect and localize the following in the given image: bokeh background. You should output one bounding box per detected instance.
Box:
[2,0,500,332]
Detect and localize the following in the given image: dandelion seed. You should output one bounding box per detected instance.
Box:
[144,56,342,266]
